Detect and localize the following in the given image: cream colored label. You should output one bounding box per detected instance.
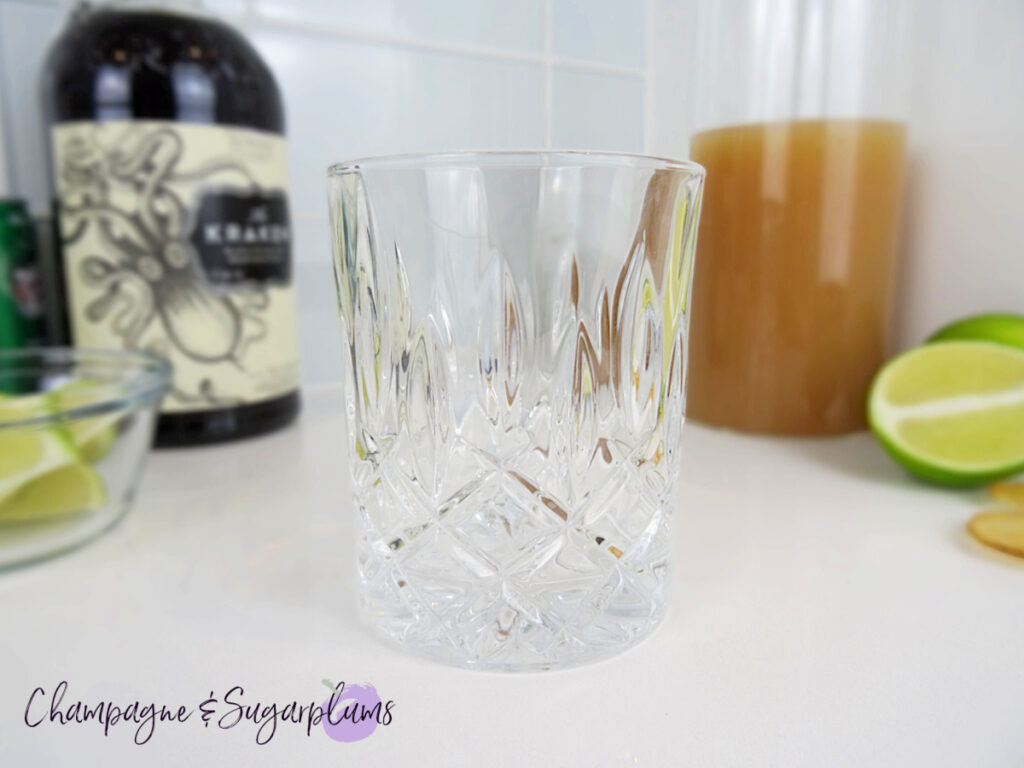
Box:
[51,121,300,413]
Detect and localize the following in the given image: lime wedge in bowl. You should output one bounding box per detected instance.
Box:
[0,463,106,523]
[0,394,80,505]
[0,391,105,520]
[0,348,170,567]
[52,379,120,463]
[0,427,80,505]
[867,341,1024,486]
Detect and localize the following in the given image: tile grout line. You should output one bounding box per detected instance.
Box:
[0,5,18,196]
[230,6,645,78]
[547,56,644,77]
[0,78,10,195]
[3,0,646,76]
[643,0,654,154]
[543,0,553,149]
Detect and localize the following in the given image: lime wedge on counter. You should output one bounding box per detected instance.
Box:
[867,341,1024,486]
[929,313,1024,352]
[52,380,119,463]
[0,463,106,523]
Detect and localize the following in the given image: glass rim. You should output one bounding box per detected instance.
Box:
[0,347,171,431]
[328,150,706,177]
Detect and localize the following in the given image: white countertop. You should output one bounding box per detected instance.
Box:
[1,384,1021,766]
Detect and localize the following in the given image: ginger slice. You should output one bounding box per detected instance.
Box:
[988,481,1024,510]
[967,509,1024,559]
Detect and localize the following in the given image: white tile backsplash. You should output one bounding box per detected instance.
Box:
[552,68,644,152]
[0,0,66,211]
[648,0,1024,351]
[254,0,545,53]
[552,0,646,70]
[3,0,1020,390]
[250,27,545,219]
[0,0,648,385]
[203,0,249,14]
[892,0,1024,347]
[292,216,331,267]
[294,257,343,385]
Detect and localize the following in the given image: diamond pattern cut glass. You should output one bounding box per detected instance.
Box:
[328,152,704,670]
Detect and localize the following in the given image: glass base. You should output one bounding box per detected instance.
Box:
[357,507,670,671]
[364,599,668,672]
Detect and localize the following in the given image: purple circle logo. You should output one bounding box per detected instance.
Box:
[320,681,382,743]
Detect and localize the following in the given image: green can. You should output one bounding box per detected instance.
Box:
[0,199,45,350]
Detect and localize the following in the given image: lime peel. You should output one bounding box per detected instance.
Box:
[929,313,1024,352]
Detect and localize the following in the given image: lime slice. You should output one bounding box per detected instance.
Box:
[0,462,106,523]
[0,392,79,504]
[52,380,120,464]
[929,313,1024,352]
[867,341,1024,486]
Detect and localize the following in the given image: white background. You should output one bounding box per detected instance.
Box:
[0,0,1022,382]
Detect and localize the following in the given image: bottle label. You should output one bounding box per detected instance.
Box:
[50,121,300,413]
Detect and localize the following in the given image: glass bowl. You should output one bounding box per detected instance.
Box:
[0,348,170,568]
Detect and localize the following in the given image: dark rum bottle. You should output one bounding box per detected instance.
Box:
[42,1,300,446]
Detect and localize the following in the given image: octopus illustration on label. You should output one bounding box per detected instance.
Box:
[52,121,300,414]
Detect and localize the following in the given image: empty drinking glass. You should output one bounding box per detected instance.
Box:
[328,152,704,670]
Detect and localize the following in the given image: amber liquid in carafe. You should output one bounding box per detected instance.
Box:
[687,119,906,435]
